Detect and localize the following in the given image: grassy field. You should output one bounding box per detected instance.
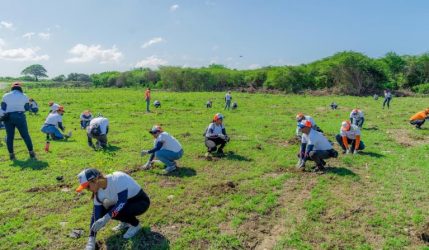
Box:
[0,88,429,250]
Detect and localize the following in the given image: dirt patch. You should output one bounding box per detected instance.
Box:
[418,222,429,244]
[159,179,180,188]
[181,132,191,138]
[26,183,72,193]
[387,129,429,146]
[208,181,237,196]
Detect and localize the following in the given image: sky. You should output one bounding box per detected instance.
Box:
[0,0,429,77]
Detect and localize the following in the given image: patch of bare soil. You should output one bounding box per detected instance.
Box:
[26,183,72,193]
[207,181,237,196]
[417,222,429,245]
[387,129,429,146]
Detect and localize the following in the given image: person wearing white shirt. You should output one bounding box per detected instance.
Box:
[48,101,60,113]
[80,110,93,129]
[335,121,365,154]
[204,113,229,157]
[41,106,71,140]
[295,113,323,137]
[349,109,365,128]
[1,82,35,160]
[29,98,39,115]
[75,168,150,249]
[383,89,392,109]
[224,91,232,110]
[87,116,109,149]
[140,125,183,173]
[296,120,338,172]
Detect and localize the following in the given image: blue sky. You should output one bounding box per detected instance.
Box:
[0,0,428,77]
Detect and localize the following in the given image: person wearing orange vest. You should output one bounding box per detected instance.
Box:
[335,121,365,155]
[144,88,151,112]
[410,109,429,129]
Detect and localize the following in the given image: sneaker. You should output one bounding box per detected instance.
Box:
[123,224,142,239]
[29,151,36,160]
[164,164,177,173]
[112,222,130,232]
[9,153,15,161]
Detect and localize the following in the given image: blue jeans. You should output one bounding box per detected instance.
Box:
[146,99,150,112]
[81,120,90,129]
[383,97,391,109]
[155,149,183,167]
[30,107,38,114]
[4,112,34,153]
[41,124,64,140]
[224,100,231,110]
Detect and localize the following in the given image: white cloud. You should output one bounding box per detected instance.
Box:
[170,4,179,12]
[135,56,168,69]
[248,64,260,69]
[0,38,5,48]
[65,44,123,64]
[0,46,49,61]
[38,32,51,40]
[0,21,14,30]
[142,37,165,49]
[23,32,36,40]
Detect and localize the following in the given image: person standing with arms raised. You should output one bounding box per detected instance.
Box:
[1,82,36,160]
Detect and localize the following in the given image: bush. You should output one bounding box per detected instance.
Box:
[412,83,429,94]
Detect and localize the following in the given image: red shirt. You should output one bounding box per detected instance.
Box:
[145,89,150,100]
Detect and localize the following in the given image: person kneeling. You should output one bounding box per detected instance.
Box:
[141,125,183,173]
[296,121,338,172]
[29,98,39,115]
[335,121,365,155]
[76,168,150,250]
[41,106,71,140]
[80,110,93,129]
[204,113,229,158]
[87,115,109,149]
[409,108,429,129]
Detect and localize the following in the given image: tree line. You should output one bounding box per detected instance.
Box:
[10,51,429,95]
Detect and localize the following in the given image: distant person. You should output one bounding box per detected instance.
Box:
[75,168,150,249]
[204,113,229,157]
[48,101,60,113]
[383,89,392,109]
[80,110,93,129]
[153,100,161,108]
[87,115,109,149]
[232,102,238,110]
[409,108,429,129]
[41,106,72,140]
[330,102,338,110]
[335,121,365,155]
[140,125,183,173]
[145,88,151,112]
[29,98,39,115]
[206,100,212,108]
[224,91,232,110]
[296,121,338,172]
[350,109,364,128]
[1,82,36,160]
[295,113,323,138]
[373,94,379,100]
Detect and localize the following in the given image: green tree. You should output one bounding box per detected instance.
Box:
[21,64,48,81]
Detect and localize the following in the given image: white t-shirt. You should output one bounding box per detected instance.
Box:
[350,110,364,120]
[29,101,38,109]
[44,112,63,126]
[93,172,141,206]
[154,132,182,152]
[88,117,109,134]
[301,129,332,150]
[385,92,392,98]
[340,124,361,140]
[225,93,232,101]
[2,90,29,113]
[206,123,225,137]
[296,117,317,137]
[50,103,60,112]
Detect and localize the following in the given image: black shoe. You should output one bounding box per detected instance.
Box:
[9,153,15,161]
[321,160,326,167]
[216,149,225,156]
[29,151,37,160]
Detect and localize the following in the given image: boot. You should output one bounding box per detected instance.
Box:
[9,153,15,161]
[29,151,37,160]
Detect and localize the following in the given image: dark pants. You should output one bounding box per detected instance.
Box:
[351,118,364,128]
[30,107,38,114]
[308,150,334,167]
[205,137,226,152]
[335,134,365,152]
[224,100,231,110]
[146,99,150,112]
[410,119,425,128]
[101,190,150,226]
[383,97,391,109]
[88,134,108,148]
[81,120,90,129]
[4,112,33,154]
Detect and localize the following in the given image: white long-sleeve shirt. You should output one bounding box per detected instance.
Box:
[1,90,29,113]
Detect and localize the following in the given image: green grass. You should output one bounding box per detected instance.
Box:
[0,88,428,249]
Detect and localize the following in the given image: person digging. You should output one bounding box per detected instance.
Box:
[204,113,230,158]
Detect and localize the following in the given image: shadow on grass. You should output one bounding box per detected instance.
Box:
[103,145,121,152]
[359,151,385,158]
[103,226,170,250]
[160,166,196,178]
[225,151,252,162]
[363,126,379,131]
[326,167,357,177]
[12,159,48,170]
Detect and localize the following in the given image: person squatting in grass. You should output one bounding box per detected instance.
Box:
[206,100,212,108]
[141,125,184,173]
[48,101,60,113]
[1,82,36,160]
[383,89,392,109]
[145,88,151,112]
[330,102,338,110]
[224,91,232,110]
[335,121,365,155]
[87,115,109,149]
[409,108,429,129]
[350,108,364,128]
[232,102,238,110]
[41,106,72,140]
[295,113,323,138]
[153,100,161,108]
[296,120,338,172]
[204,113,229,157]
[29,98,39,115]
[76,168,150,250]
[80,110,93,129]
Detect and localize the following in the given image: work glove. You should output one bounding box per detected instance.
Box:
[140,150,149,157]
[346,149,350,154]
[85,236,96,250]
[91,214,111,233]
[218,134,226,140]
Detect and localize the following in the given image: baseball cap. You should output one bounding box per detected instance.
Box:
[296,113,305,122]
[213,113,224,121]
[57,106,65,112]
[75,168,101,192]
[341,121,351,131]
[149,125,163,134]
[297,120,312,129]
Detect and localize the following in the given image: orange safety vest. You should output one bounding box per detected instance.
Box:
[410,111,427,121]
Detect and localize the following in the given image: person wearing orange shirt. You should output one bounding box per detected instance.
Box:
[410,109,429,129]
[335,121,365,155]
[144,88,151,112]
